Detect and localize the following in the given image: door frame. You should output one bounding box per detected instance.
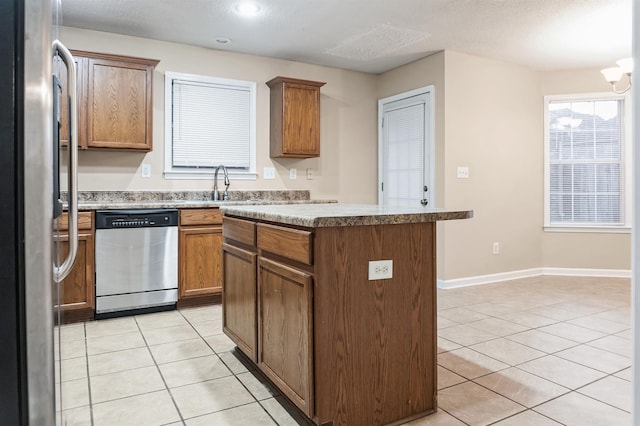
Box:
[377,85,435,207]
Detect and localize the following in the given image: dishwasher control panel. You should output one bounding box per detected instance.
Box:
[95,209,179,229]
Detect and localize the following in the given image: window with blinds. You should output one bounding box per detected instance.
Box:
[164,72,256,179]
[544,93,629,229]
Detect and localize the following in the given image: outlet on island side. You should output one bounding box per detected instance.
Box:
[368,260,393,280]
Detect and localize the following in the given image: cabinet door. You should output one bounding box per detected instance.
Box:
[258,257,313,416]
[179,226,223,298]
[59,232,95,321]
[222,243,257,361]
[55,55,86,148]
[282,82,321,156]
[86,57,154,150]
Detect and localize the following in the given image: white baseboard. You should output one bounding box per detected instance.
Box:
[437,267,631,289]
[541,267,631,278]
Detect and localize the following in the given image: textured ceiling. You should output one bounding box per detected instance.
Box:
[59,0,632,74]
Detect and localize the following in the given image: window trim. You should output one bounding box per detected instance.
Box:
[163,71,257,180]
[543,91,631,231]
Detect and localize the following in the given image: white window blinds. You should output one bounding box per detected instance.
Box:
[164,73,256,178]
[172,79,251,168]
[547,97,625,226]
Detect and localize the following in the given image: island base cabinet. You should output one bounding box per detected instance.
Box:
[222,214,440,426]
[313,223,438,425]
[257,257,314,417]
[222,243,258,362]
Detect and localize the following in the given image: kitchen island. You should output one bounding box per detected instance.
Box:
[220,204,472,426]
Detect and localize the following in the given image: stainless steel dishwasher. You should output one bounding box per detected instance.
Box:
[95,209,178,318]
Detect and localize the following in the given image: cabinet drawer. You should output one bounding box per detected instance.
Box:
[55,211,93,231]
[257,223,312,265]
[223,217,256,246]
[180,208,222,226]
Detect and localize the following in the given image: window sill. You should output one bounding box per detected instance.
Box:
[544,226,630,234]
[163,170,258,180]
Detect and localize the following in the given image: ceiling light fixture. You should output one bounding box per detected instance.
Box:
[601,57,633,94]
[215,37,232,45]
[233,1,262,17]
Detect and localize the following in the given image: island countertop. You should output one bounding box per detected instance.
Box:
[220,203,473,227]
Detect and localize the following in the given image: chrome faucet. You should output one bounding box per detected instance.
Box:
[213,165,230,201]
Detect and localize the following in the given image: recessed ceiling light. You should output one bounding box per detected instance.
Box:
[215,37,232,44]
[233,1,262,17]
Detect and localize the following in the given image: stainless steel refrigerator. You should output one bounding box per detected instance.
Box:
[0,0,78,424]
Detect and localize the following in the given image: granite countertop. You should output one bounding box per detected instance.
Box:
[61,190,336,210]
[75,199,335,210]
[220,203,473,228]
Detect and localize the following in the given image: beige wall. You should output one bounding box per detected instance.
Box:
[60,27,631,279]
[377,52,449,275]
[59,27,379,203]
[376,52,630,280]
[539,69,631,270]
[441,51,543,280]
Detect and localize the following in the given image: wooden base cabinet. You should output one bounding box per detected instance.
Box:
[222,243,258,361]
[56,211,95,323]
[258,257,314,416]
[178,209,223,307]
[223,216,438,426]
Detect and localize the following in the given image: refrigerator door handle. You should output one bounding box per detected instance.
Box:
[52,40,78,283]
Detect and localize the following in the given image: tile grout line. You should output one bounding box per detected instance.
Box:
[83,322,95,426]
[135,314,187,425]
[179,308,286,425]
[437,287,631,423]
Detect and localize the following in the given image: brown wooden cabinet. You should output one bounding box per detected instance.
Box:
[266,76,325,158]
[258,257,314,416]
[178,209,224,307]
[223,218,314,416]
[54,54,85,148]
[223,214,439,425]
[55,211,95,323]
[58,50,158,151]
[222,242,258,361]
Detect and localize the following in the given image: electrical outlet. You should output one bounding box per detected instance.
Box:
[289,168,297,180]
[141,163,151,178]
[306,168,313,180]
[263,167,276,179]
[368,260,393,280]
[493,242,500,255]
[457,166,470,179]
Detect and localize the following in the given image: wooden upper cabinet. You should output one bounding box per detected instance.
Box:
[266,77,325,158]
[63,50,158,151]
[55,54,86,148]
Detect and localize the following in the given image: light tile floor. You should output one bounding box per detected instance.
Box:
[56,275,632,425]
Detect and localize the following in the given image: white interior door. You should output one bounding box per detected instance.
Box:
[378,87,434,207]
